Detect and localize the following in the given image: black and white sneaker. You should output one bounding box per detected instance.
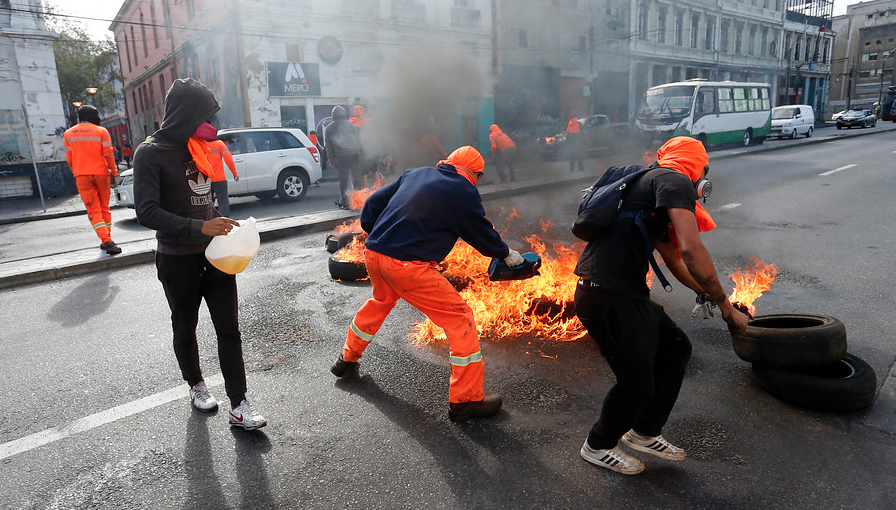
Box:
[580,441,645,475]
[621,430,686,461]
[189,381,218,412]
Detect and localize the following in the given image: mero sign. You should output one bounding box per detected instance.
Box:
[267,62,321,97]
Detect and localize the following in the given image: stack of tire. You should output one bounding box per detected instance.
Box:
[326,232,368,281]
[732,314,877,412]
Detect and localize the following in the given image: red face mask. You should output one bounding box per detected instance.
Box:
[193,122,218,141]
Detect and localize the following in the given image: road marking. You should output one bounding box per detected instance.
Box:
[719,203,741,211]
[819,164,857,176]
[0,373,224,461]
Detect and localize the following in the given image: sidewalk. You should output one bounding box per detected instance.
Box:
[1,122,893,290]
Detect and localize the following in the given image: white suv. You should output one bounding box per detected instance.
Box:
[216,127,321,201]
[115,127,322,207]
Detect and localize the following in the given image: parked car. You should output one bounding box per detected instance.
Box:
[836,110,876,129]
[770,105,815,139]
[537,115,643,159]
[114,128,322,208]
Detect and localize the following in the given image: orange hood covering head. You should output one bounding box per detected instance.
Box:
[656,136,715,232]
[354,105,365,116]
[490,124,501,133]
[438,145,485,185]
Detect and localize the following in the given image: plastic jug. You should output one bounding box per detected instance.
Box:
[488,252,542,281]
[205,217,260,274]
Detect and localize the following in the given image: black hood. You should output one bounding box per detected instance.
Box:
[332,105,347,121]
[155,78,220,145]
[77,105,101,125]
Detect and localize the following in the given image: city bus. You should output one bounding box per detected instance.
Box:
[635,80,772,147]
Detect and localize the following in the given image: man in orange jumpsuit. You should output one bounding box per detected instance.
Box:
[64,105,122,255]
[330,146,525,422]
[489,124,517,182]
[566,115,585,172]
[207,138,239,217]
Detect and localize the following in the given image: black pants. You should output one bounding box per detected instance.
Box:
[574,283,692,449]
[155,251,246,407]
[333,153,361,205]
[495,146,517,182]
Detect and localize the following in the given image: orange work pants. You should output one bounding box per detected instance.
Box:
[342,249,485,403]
[75,174,112,243]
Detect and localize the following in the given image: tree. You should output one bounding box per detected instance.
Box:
[45,3,122,126]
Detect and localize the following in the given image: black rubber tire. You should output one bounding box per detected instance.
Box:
[277,168,310,201]
[254,191,277,201]
[731,314,847,368]
[328,254,368,281]
[337,232,362,250]
[742,129,752,146]
[325,234,339,253]
[697,134,708,149]
[805,126,812,138]
[751,353,877,413]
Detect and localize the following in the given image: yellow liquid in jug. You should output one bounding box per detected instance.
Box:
[209,255,252,274]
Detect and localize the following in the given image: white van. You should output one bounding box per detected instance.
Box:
[770,105,815,139]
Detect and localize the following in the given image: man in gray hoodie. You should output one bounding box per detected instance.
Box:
[134,78,266,430]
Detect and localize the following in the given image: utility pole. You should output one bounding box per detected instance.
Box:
[846,60,854,110]
[877,48,895,115]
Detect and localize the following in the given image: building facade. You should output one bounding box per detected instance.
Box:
[0,0,68,199]
[111,0,497,157]
[779,0,834,120]
[831,0,896,114]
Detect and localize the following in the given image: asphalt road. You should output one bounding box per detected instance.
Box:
[1,134,895,509]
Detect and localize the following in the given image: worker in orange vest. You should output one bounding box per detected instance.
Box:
[489,124,517,182]
[566,115,585,172]
[207,139,239,217]
[121,143,133,167]
[330,146,525,422]
[64,105,121,255]
[349,105,370,128]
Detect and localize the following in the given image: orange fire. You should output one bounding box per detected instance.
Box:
[412,234,588,343]
[728,257,778,315]
[347,173,385,210]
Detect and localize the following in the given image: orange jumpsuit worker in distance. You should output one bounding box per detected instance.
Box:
[207,139,239,217]
[489,124,517,182]
[64,105,121,255]
[349,105,370,128]
[330,146,526,422]
[566,115,585,173]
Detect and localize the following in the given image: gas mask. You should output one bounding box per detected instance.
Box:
[694,165,712,202]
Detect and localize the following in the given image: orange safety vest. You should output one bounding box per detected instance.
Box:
[565,117,580,134]
[206,139,238,183]
[489,128,515,154]
[63,122,117,177]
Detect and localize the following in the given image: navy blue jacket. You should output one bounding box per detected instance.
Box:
[361,165,510,263]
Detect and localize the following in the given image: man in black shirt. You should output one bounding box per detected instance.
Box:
[574,136,748,475]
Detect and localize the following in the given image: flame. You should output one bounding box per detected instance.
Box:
[545,136,556,145]
[540,220,554,232]
[728,257,778,315]
[347,173,385,210]
[333,232,367,261]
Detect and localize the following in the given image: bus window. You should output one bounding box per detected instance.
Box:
[695,88,716,116]
[733,87,747,112]
[760,88,770,110]
[748,88,761,111]
[718,88,733,113]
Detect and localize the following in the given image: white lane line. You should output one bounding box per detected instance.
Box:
[0,373,224,461]
[892,150,896,153]
[819,164,857,177]
[719,203,741,211]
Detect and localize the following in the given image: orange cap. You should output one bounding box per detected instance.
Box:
[438,145,484,185]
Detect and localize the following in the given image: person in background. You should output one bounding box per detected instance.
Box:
[63,105,122,255]
[308,130,319,148]
[488,124,518,183]
[573,136,748,475]
[207,138,239,217]
[324,105,363,209]
[566,115,585,173]
[315,116,333,172]
[121,143,132,168]
[330,146,525,422]
[134,78,266,431]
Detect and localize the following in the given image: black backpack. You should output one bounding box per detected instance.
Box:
[571,164,673,291]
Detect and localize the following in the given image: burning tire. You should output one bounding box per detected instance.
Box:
[325,231,362,254]
[751,353,877,413]
[731,314,847,369]
[328,254,368,281]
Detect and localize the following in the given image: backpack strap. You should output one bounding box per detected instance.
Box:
[619,210,673,292]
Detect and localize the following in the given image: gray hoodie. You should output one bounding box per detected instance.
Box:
[134,79,222,255]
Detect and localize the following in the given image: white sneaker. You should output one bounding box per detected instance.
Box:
[189,381,218,412]
[621,430,687,462]
[580,441,645,475]
[229,399,267,430]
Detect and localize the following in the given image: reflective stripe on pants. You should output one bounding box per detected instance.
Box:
[75,174,112,243]
[342,249,485,403]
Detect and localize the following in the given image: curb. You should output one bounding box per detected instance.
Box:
[710,123,896,161]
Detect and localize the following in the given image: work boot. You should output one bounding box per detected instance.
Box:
[100,240,122,255]
[330,354,359,379]
[448,395,503,422]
